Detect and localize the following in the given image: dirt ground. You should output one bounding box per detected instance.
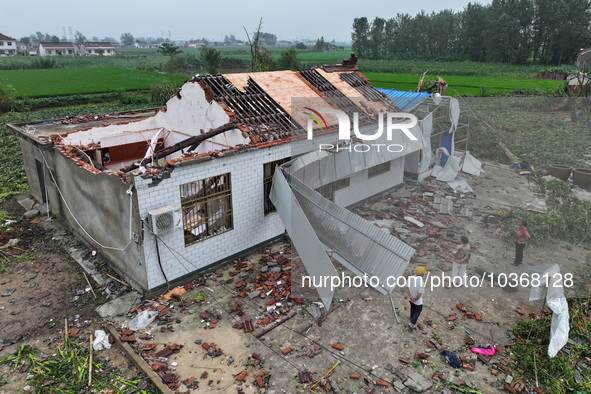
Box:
[1,161,589,393]
[0,198,149,393]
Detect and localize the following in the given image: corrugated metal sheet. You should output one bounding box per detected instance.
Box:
[288,122,424,188]
[375,88,429,111]
[269,169,337,310]
[286,173,415,293]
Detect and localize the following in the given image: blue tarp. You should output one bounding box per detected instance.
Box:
[376,88,429,111]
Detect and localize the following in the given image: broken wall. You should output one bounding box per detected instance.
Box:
[18,136,147,289]
[134,144,290,291]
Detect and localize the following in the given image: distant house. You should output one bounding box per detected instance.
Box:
[110,42,121,48]
[576,48,591,68]
[312,43,336,52]
[186,40,205,48]
[134,41,162,49]
[81,42,116,56]
[15,41,27,55]
[38,42,79,56]
[0,33,17,56]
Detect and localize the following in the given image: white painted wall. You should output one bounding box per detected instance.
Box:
[334,157,404,207]
[68,80,248,151]
[134,144,290,290]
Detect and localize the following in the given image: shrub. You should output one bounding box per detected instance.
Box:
[150,80,177,105]
[30,57,57,69]
[0,79,17,113]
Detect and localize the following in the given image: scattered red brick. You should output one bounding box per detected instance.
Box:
[255,376,265,388]
[516,310,525,315]
[281,347,292,355]
[236,371,247,381]
[376,379,390,387]
[332,343,344,351]
[68,328,79,338]
[350,372,360,379]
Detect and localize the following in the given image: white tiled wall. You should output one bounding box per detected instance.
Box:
[134,145,290,290]
[334,157,404,207]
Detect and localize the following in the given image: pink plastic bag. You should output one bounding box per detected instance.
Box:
[470,345,498,356]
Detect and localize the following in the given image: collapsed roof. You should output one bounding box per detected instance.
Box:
[10,63,401,184]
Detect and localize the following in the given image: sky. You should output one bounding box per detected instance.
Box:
[2,0,488,43]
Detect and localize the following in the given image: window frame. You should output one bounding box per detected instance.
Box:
[263,158,291,215]
[180,173,233,246]
[367,162,391,178]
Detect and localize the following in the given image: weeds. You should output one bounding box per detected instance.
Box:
[502,177,591,245]
[0,338,158,393]
[510,298,591,393]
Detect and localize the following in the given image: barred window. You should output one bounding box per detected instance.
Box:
[180,174,233,246]
[263,158,291,215]
[368,162,391,178]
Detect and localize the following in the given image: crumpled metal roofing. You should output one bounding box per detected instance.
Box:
[286,173,415,293]
[375,88,430,111]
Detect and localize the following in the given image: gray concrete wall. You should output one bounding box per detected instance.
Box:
[18,139,148,289]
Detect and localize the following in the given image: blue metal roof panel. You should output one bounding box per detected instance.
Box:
[376,88,430,110]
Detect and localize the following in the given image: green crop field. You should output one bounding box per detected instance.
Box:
[365,73,567,96]
[0,68,187,98]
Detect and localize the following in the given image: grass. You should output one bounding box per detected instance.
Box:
[464,97,591,168]
[365,73,567,96]
[510,299,591,393]
[0,68,187,98]
[0,340,158,393]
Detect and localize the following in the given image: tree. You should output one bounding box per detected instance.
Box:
[244,18,275,72]
[259,32,277,46]
[20,37,31,46]
[462,3,489,61]
[315,36,326,51]
[74,31,86,44]
[200,46,223,74]
[295,42,306,50]
[158,43,182,56]
[369,17,385,59]
[279,48,301,70]
[120,32,134,47]
[224,34,237,45]
[351,17,370,58]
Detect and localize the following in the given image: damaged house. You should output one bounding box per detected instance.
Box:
[10,58,463,301]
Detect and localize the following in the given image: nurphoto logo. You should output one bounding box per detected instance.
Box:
[303,107,418,153]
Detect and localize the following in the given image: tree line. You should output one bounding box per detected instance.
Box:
[352,0,591,65]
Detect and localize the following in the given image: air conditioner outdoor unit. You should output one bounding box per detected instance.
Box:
[147,204,182,235]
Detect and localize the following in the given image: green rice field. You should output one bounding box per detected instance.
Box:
[0,67,187,98]
[365,73,567,96]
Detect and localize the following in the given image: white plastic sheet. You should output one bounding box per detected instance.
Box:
[92,330,111,350]
[431,148,461,182]
[447,177,474,193]
[528,264,569,357]
[128,310,158,331]
[461,151,482,176]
